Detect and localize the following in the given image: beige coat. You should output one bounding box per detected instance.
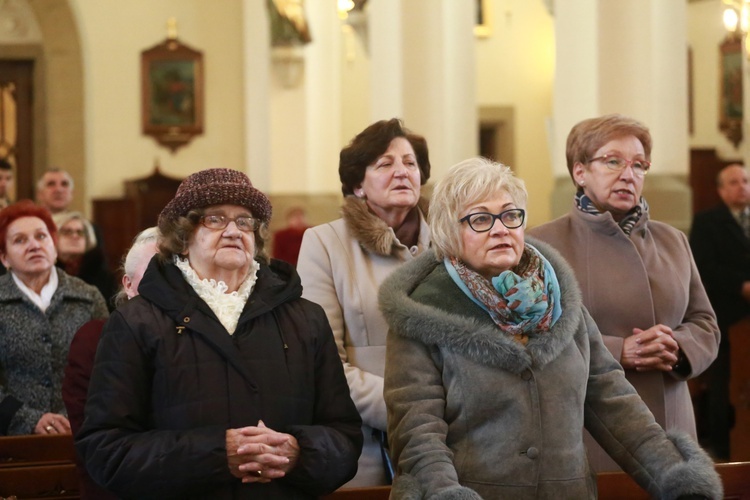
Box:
[529,206,720,472]
[296,196,430,487]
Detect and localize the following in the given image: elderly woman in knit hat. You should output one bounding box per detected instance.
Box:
[76,168,362,499]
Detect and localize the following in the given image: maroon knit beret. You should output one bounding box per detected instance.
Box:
[158,168,272,229]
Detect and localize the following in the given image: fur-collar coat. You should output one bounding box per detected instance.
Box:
[379,237,722,499]
[296,196,430,487]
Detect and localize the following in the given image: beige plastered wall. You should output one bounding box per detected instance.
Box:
[69,0,246,207]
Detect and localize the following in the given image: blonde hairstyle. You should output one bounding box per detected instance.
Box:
[565,114,652,188]
[430,157,528,261]
[52,211,96,251]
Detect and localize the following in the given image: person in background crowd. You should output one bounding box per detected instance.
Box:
[36,168,74,214]
[297,118,432,486]
[0,158,14,209]
[76,168,362,498]
[272,206,309,267]
[62,226,160,500]
[0,200,108,436]
[529,114,720,471]
[52,211,117,310]
[690,163,750,460]
[380,157,722,499]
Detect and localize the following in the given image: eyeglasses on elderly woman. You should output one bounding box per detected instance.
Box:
[587,154,651,178]
[200,214,258,232]
[459,208,525,232]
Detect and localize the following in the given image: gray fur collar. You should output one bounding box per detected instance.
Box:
[341,195,429,256]
[378,236,584,373]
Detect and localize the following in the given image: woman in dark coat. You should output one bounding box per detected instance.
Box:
[76,168,362,499]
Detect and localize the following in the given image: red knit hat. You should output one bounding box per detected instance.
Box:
[158,168,272,230]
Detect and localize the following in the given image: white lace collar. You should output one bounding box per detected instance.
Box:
[173,255,259,335]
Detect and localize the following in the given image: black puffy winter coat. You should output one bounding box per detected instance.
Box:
[76,256,362,499]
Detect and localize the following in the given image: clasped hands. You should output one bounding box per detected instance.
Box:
[226,420,300,484]
[34,413,71,435]
[620,324,680,372]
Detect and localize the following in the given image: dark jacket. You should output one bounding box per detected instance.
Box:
[690,203,750,328]
[76,257,363,499]
[56,246,118,311]
[62,319,117,500]
[0,270,108,435]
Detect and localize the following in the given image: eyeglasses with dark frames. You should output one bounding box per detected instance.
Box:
[459,208,525,233]
[200,214,258,232]
[587,154,651,177]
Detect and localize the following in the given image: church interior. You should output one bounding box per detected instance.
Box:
[2,0,750,497]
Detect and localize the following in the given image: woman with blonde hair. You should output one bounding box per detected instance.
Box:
[380,157,721,499]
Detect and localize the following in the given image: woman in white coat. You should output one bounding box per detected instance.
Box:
[297,118,431,486]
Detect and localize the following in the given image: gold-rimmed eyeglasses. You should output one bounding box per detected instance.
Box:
[588,154,651,178]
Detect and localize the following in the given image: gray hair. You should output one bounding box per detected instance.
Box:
[429,157,528,261]
[36,168,74,191]
[113,227,160,307]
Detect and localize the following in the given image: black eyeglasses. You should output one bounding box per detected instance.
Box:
[588,154,651,177]
[459,208,525,233]
[200,215,258,232]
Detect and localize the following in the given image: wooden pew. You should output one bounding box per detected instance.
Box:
[323,462,750,499]
[0,434,80,499]
[597,462,750,499]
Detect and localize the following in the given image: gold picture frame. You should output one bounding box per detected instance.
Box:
[719,34,743,148]
[141,37,204,152]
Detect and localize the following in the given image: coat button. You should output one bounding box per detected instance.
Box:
[521,369,532,381]
[183,317,190,323]
[526,447,539,459]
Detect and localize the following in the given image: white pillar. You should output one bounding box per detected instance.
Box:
[368,0,477,177]
[242,0,271,191]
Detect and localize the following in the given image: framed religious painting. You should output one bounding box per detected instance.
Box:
[141,37,204,152]
[719,35,743,148]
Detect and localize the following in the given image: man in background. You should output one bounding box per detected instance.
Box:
[36,168,74,214]
[690,163,750,460]
[0,159,14,209]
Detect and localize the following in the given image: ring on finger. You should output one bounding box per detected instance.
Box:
[254,470,262,478]
[45,425,53,432]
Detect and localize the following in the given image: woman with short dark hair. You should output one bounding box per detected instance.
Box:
[297,118,431,486]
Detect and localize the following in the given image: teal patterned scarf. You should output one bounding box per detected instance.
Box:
[445,243,562,345]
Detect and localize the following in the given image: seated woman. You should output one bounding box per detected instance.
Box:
[0,200,108,435]
[76,168,362,499]
[53,211,117,309]
[379,158,721,499]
